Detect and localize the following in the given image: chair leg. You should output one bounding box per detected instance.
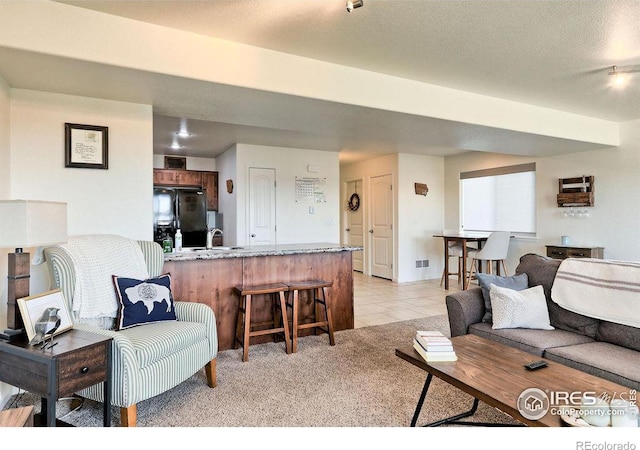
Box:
[291,289,300,353]
[465,259,477,290]
[120,405,137,427]
[322,286,336,346]
[205,358,217,388]
[278,291,292,354]
[242,294,252,362]
[439,266,445,286]
[500,259,508,276]
[457,256,463,286]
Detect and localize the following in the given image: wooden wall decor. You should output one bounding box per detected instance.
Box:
[414,183,429,196]
[557,176,594,207]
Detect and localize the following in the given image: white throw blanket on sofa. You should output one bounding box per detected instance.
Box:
[551,258,640,328]
[64,234,150,329]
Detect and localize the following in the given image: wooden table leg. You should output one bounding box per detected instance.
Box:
[461,239,468,290]
[443,238,450,290]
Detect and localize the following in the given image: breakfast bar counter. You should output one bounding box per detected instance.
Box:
[163,243,362,351]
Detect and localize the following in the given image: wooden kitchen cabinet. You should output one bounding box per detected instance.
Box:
[201,171,218,211]
[154,169,201,187]
[153,169,177,185]
[176,170,202,186]
[154,168,219,211]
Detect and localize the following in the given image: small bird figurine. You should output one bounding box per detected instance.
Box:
[29,307,61,347]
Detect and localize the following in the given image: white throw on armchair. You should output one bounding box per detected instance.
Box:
[44,235,217,427]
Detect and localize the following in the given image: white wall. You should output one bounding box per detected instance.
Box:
[10,89,153,299]
[397,154,445,282]
[444,120,640,271]
[216,145,238,245]
[0,89,153,408]
[234,144,340,246]
[0,76,10,327]
[0,75,10,407]
[153,154,217,171]
[0,75,9,199]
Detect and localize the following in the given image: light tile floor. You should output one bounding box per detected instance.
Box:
[353,271,462,328]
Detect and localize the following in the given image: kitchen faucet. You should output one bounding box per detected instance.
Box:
[206,228,224,249]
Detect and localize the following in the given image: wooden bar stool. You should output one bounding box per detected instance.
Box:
[286,280,335,353]
[234,282,291,362]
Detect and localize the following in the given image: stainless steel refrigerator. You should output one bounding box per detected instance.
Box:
[153,187,208,248]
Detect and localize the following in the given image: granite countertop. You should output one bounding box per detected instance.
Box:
[164,242,364,261]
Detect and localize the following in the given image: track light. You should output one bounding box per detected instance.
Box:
[346,0,363,12]
[609,65,640,87]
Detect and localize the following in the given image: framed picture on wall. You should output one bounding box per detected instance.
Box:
[65,123,109,169]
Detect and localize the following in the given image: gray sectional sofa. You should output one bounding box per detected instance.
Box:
[445,253,640,390]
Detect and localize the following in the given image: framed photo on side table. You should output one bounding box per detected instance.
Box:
[17,289,73,343]
[65,123,108,169]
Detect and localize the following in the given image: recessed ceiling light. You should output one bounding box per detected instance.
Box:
[175,131,192,138]
[170,142,182,150]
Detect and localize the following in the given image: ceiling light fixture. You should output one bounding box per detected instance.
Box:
[175,131,192,138]
[609,65,640,87]
[346,0,363,13]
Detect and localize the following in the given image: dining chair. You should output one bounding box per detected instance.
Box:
[464,231,511,289]
[440,242,476,287]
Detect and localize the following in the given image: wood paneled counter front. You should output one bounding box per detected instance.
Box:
[163,243,362,351]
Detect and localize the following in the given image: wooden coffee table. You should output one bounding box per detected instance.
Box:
[396,334,634,427]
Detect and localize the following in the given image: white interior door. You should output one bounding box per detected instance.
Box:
[346,180,364,272]
[370,174,393,279]
[249,167,276,245]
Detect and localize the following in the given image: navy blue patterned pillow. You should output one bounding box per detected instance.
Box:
[113,274,177,330]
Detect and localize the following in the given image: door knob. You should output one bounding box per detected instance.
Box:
[345,228,350,232]
[369,229,374,233]
[251,234,256,237]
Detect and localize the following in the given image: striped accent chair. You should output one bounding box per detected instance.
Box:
[44,238,217,427]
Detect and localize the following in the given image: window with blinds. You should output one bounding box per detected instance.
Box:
[460,163,536,235]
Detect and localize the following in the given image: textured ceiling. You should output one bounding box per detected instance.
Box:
[62,0,640,121]
[44,1,640,161]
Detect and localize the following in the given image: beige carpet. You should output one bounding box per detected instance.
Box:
[6,315,518,427]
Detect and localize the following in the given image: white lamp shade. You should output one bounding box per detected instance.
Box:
[0,200,68,249]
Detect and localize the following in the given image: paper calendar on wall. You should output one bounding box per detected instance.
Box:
[295,177,326,203]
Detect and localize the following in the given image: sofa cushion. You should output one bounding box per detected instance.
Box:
[118,320,209,368]
[469,322,594,357]
[515,253,599,338]
[477,272,528,322]
[544,342,640,390]
[113,274,177,330]
[490,284,553,330]
[596,320,640,352]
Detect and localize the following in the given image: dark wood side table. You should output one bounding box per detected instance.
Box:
[0,329,112,427]
[545,245,604,260]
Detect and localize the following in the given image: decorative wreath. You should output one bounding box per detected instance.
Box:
[348,193,360,211]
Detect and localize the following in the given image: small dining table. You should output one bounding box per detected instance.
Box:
[433,231,491,290]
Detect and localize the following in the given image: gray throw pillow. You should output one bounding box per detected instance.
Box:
[477,272,528,323]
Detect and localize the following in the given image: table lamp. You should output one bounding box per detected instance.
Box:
[0,200,67,341]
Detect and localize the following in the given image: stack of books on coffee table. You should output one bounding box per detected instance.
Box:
[413,330,457,362]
